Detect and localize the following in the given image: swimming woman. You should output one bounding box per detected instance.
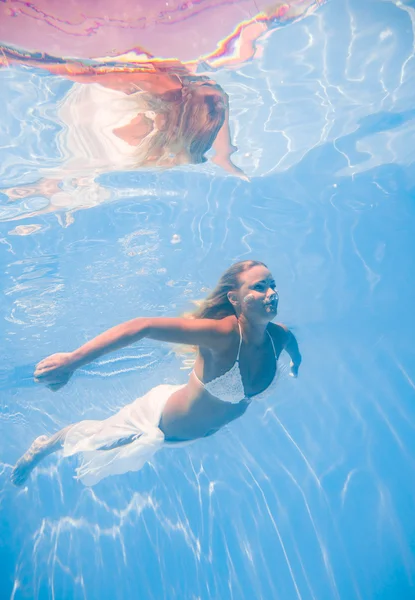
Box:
[11,260,301,487]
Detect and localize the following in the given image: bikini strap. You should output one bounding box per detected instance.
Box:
[267,330,278,359]
[237,324,277,360]
[236,321,243,361]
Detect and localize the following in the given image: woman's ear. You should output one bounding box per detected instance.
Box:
[227,291,239,306]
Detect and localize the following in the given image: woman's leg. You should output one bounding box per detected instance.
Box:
[11,426,142,486]
[11,425,73,486]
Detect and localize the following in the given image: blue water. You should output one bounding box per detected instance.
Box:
[1,0,415,598]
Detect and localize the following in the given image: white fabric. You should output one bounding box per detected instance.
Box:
[63,384,185,486]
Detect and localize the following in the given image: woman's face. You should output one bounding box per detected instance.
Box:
[234,265,279,323]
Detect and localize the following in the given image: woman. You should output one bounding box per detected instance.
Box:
[2,48,247,223]
[12,260,301,486]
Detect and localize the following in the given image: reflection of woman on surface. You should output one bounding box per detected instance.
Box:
[2,49,247,222]
[12,261,301,487]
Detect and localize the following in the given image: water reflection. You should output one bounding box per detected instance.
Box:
[0,0,324,225]
[1,49,249,224]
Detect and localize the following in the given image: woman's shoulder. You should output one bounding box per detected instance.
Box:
[201,316,239,356]
[268,322,291,346]
[213,315,239,341]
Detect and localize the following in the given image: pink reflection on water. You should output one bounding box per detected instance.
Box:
[0,0,324,65]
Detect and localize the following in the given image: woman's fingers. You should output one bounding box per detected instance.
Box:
[290,364,299,378]
[34,372,70,385]
[34,367,48,378]
[33,353,74,389]
[34,362,54,375]
[34,368,57,380]
[35,360,66,377]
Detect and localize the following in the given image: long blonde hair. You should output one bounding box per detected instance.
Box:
[133,81,227,167]
[176,260,267,365]
[191,260,268,320]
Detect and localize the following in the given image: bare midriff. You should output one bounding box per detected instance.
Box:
[159,323,285,442]
[159,380,250,443]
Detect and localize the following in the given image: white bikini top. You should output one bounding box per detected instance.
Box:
[192,322,278,404]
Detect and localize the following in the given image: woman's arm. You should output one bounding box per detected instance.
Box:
[284,330,302,378]
[71,316,232,367]
[1,47,184,94]
[34,316,233,389]
[270,322,302,377]
[211,105,249,181]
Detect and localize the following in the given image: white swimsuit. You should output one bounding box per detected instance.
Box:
[192,322,279,403]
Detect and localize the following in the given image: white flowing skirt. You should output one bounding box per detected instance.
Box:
[63,384,186,486]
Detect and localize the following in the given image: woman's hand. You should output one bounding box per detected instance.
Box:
[34,352,77,391]
[289,361,300,378]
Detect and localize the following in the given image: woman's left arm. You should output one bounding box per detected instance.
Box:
[284,330,302,378]
[211,96,249,181]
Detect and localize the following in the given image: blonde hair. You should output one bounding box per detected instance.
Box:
[133,82,226,168]
[191,260,268,320]
[176,260,267,366]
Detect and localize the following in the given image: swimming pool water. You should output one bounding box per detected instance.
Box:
[1,0,415,598]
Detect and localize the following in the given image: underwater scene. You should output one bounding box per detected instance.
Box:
[1,0,415,598]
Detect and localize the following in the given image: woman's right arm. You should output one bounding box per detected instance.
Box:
[1,47,184,93]
[34,316,233,389]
